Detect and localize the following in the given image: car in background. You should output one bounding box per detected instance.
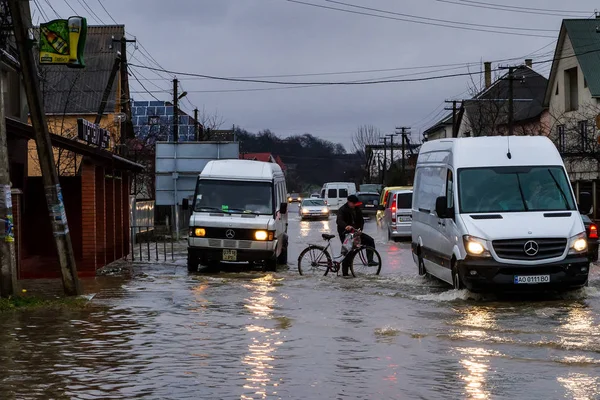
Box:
[299,198,330,220]
[356,192,380,217]
[582,214,599,262]
[380,189,413,241]
[359,184,383,194]
[288,193,302,203]
[310,193,320,198]
[376,186,413,222]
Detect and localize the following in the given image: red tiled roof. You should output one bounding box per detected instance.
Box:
[240,152,287,171]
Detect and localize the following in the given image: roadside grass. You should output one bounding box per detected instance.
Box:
[0,295,90,312]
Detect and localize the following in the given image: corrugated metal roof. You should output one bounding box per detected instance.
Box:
[41,25,125,115]
[563,19,600,98]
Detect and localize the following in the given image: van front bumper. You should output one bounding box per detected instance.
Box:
[458,255,590,293]
[188,247,276,262]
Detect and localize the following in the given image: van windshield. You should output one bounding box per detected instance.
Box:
[458,166,576,213]
[194,179,273,215]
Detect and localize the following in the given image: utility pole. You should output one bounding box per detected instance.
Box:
[395,127,411,184]
[499,65,519,136]
[95,55,120,125]
[445,100,460,137]
[385,133,395,168]
[194,108,199,141]
[8,0,81,295]
[173,78,179,142]
[380,137,387,184]
[113,36,136,154]
[0,72,17,297]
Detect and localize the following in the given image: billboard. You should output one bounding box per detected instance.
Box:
[77,118,110,149]
[39,17,87,68]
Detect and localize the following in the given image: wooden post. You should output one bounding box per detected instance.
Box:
[0,70,17,297]
[8,0,81,295]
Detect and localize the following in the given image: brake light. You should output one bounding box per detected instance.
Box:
[590,224,598,239]
[391,193,397,222]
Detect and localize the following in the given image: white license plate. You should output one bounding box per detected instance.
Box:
[365,204,375,208]
[514,275,550,284]
[223,249,237,261]
[399,216,412,222]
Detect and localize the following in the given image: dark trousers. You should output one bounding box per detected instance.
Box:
[340,233,376,275]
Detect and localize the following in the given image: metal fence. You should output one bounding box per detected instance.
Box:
[129,225,175,262]
[130,199,155,233]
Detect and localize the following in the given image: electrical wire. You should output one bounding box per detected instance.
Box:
[76,0,106,25]
[42,0,60,18]
[285,0,555,38]
[32,0,49,21]
[96,0,119,25]
[458,0,590,14]
[431,0,590,17]
[325,0,557,32]
[128,67,161,102]
[62,0,79,15]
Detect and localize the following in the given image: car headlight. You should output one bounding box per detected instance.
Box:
[255,230,268,241]
[322,207,329,213]
[569,232,588,254]
[193,228,206,237]
[463,235,491,257]
[288,197,292,202]
[302,208,309,214]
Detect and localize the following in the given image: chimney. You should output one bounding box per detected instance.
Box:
[525,58,533,68]
[484,62,492,89]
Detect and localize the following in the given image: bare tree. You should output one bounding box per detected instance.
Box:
[198,106,226,140]
[352,125,381,183]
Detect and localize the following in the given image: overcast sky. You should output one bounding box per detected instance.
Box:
[37,0,598,149]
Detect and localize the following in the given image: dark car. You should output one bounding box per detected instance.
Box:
[581,214,599,262]
[356,192,380,217]
[288,193,302,203]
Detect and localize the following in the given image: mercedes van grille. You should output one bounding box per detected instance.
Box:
[492,238,567,261]
[206,239,253,249]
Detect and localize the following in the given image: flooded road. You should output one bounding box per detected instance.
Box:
[1,204,600,399]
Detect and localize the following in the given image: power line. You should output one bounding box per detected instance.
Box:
[62,0,78,15]
[129,46,600,87]
[42,0,60,18]
[458,0,589,14]
[96,0,119,25]
[77,0,106,25]
[325,0,557,32]
[285,0,555,38]
[32,0,49,21]
[128,67,161,102]
[431,0,589,17]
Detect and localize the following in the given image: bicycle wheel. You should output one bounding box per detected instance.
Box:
[298,245,332,276]
[349,246,382,276]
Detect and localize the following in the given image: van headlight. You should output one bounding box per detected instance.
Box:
[322,207,329,214]
[463,235,491,257]
[255,230,274,241]
[302,208,309,214]
[192,228,206,237]
[569,232,588,254]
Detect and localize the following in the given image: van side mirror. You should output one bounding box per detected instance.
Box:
[280,202,288,215]
[435,196,448,218]
[182,198,189,210]
[579,192,593,215]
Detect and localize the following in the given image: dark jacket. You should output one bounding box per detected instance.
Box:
[336,203,365,240]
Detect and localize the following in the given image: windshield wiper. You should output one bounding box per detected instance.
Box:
[547,169,571,209]
[226,208,260,215]
[195,206,228,213]
[515,173,529,211]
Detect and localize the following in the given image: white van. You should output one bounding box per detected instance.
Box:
[186,159,289,272]
[411,136,590,292]
[321,182,357,210]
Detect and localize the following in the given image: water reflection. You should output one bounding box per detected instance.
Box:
[457,348,491,400]
[558,373,600,400]
[299,219,331,238]
[241,276,282,399]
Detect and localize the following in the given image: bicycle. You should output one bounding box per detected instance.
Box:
[297,229,382,277]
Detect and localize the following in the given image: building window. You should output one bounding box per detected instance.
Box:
[579,120,588,151]
[557,125,565,152]
[565,67,579,111]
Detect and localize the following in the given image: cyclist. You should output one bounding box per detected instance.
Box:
[336,194,378,275]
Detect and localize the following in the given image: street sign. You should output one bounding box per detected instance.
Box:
[39,17,87,68]
[77,118,110,149]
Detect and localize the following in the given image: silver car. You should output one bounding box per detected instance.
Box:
[299,198,330,220]
[380,189,413,241]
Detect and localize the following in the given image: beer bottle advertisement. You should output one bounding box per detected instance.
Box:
[39,17,87,67]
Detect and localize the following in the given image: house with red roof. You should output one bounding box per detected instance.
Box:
[240,152,287,172]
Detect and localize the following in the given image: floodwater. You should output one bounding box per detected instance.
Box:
[1,204,600,399]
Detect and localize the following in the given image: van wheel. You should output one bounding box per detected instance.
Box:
[452,260,463,290]
[187,251,199,272]
[264,257,277,272]
[277,237,289,265]
[418,253,426,276]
